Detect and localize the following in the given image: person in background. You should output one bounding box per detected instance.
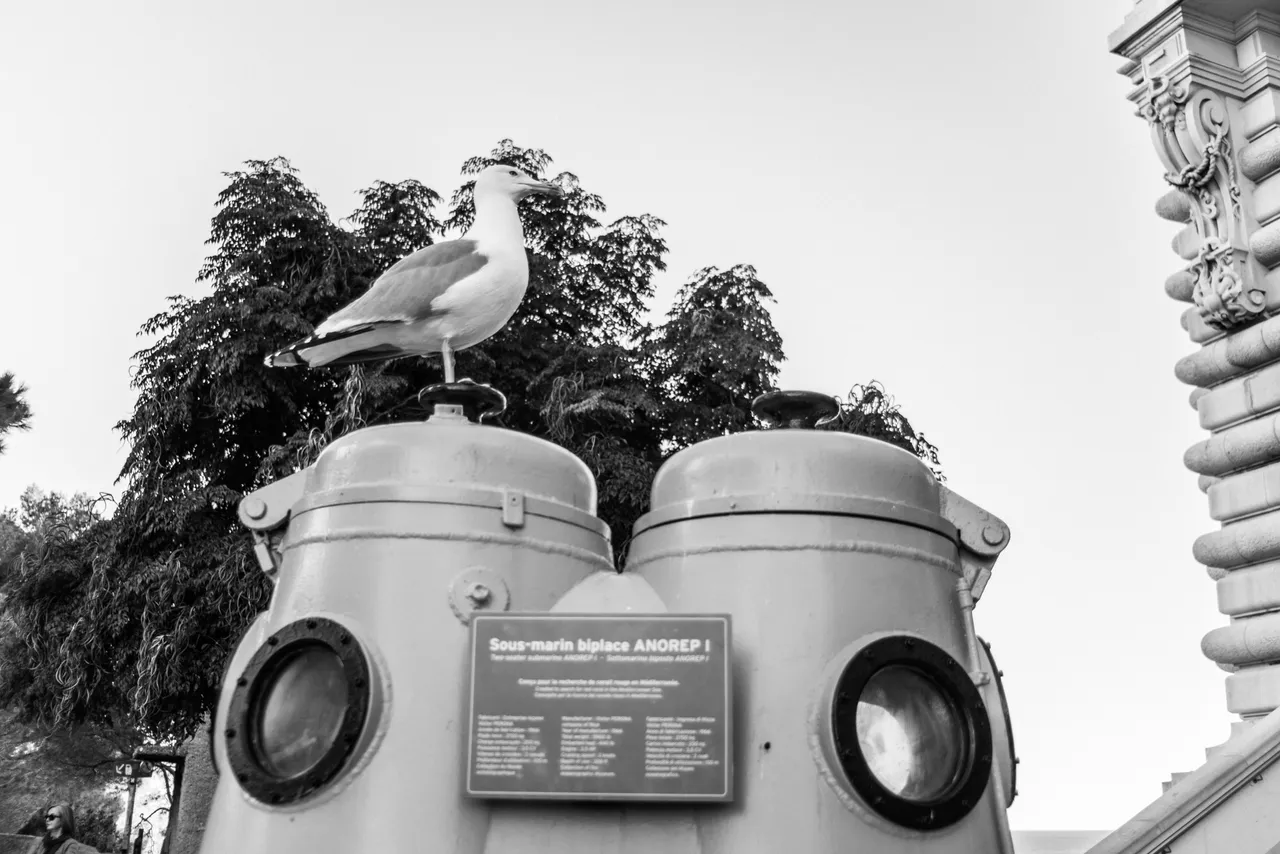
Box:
[30,803,99,854]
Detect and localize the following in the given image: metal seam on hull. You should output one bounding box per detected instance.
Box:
[292,485,608,537]
[632,495,956,541]
[626,540,958,574]
[284,529,616,573]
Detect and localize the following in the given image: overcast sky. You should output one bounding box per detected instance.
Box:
[1,0,1222,833]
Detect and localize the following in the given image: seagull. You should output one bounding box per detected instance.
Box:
[264,164,563,382]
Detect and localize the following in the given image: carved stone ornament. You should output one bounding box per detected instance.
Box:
[1140,78,1264,330]
[1138,74,1188,132]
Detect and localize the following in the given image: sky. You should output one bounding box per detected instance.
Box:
[0,0,1225,835]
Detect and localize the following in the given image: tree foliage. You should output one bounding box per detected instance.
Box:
[822,382,944,480]
[0,140,941,745]
[647,264,784,450]
[0,490,136,846]
[0,372,33,454]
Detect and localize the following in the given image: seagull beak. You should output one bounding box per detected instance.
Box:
[523,179,564,197]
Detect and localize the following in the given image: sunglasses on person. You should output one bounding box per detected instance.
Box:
[45,814,59,821]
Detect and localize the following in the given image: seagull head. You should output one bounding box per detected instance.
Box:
[474,164,564,201]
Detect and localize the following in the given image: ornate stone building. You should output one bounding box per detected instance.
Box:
[1093,1,1280,852]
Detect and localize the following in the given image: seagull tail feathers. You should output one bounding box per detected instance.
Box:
[263,322,413,370]
[264,347,304,368]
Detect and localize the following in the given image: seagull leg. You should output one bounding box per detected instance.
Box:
[442,339,455,383]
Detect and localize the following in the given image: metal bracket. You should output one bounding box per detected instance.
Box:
[939,486,1011,604]
[238,468,311,580]
[501,489,526,529]
[449,567,511,624]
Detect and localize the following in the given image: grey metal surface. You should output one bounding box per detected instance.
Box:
[201,416,613,854]
[635,429,947,538]
[619,426,1014,854]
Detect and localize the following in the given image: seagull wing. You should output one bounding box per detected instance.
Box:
[265,239,489,368]
[316,239,488,335]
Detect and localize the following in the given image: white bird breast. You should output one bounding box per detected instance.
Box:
[422,248,531,351]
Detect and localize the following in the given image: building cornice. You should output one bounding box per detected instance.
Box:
[1121,52,1280,113]
[1110,0,1182,53]
[1112,2,1280,56]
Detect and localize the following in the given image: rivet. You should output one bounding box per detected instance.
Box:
[903,638,915,648]
[236,677,248,688]
[267,636,278,646]
[467,583,492,604]
[244,498,267,520]
[225,728,236,739]
[306,619,317,629]
[982,524,1005,546]
[339,634,351,645]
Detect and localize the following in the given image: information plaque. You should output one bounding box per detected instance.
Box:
[465,613,732,801]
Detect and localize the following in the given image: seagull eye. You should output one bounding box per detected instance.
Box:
[508,170,518,177]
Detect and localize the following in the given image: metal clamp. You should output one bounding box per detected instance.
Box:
[940,486,1011,603]
[238,468,310,580]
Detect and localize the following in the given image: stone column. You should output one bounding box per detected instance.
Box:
[1111,0,1280,734]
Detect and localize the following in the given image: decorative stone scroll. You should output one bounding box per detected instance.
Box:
[1140,78,1265,330]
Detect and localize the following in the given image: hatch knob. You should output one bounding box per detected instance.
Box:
[418,380,507,423]
[751,390,840,429]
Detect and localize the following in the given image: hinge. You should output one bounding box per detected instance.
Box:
[238,468,310,579]
[939,486,1011,604]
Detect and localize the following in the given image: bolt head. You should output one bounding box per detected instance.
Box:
[244,497,267,520]
[467,583,492,604]
[981,524,1005,546]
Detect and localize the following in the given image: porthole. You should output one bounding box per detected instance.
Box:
[225,618,371,804]
[830,635,992,831]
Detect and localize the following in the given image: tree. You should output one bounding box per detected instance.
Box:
[0,488,134,845]
[0,141,940,746]
[0,372,32,454]
[647,264,785,450]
